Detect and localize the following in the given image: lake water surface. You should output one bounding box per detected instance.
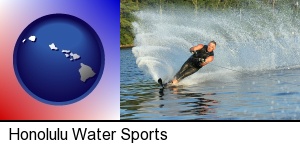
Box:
[121,48,300,120]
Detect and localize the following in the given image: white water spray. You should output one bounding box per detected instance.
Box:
[132,7,300,85]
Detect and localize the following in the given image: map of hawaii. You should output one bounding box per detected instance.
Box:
[24,35,96,83]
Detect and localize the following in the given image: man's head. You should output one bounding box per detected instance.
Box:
[207,40,216,52]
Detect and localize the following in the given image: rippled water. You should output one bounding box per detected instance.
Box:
[121,48,300,120]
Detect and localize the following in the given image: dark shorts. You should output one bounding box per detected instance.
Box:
[173,57,201,82]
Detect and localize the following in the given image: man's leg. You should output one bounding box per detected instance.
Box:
[172,62,200,84]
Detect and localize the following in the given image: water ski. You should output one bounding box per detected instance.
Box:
[158,78,164,88]
[158,78,174,89]
[158,78,165,97]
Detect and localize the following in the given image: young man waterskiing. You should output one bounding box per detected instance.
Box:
[158,40,217,88]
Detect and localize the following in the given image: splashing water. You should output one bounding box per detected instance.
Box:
[132,7,300,85]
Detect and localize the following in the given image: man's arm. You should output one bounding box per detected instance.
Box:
[200,56,214,66]
[190,44,204,52]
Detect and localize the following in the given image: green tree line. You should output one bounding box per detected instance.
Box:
[120,0,299,47]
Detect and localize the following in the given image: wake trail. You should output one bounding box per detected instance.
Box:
[132,7,300,85]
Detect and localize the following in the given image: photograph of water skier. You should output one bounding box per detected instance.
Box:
[121,0,300,120]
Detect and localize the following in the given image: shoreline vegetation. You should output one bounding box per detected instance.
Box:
[120,0,299,48]
[120,44,135,48]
